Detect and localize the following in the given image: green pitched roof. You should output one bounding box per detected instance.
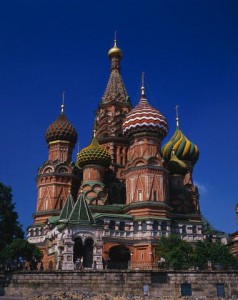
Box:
[59,193,74,221]
[68,193,95,225]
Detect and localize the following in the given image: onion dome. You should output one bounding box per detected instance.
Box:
[122,76,168,139]
[46,102,77,145]
[108,37,123,59]
[168,149,188,175]
[162,106,199,163]
[77,132,111,168]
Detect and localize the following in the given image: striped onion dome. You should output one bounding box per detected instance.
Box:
[46,104,77,145]
[122,85,168,139]
[168,149,188,175]
[77,133,111,168]
[162,127,199,164]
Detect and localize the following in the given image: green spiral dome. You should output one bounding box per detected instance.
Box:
[168,151,188,175]
[77,136,111,168]
[162,128,199,164]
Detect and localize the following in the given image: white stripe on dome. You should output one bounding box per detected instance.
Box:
[123,116,168,126]
[123,122,168,133]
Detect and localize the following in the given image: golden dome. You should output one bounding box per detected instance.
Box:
[108,39,123,59]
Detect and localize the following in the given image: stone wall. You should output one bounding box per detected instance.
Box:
[1,270,238,299]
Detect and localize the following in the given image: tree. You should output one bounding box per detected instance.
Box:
[192,239,238,270]
[0,182,24,258]
[157,234,193,270]
[157,235,238,271]
[3,239,43,270]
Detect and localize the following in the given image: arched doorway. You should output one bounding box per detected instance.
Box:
[73,237,94,268]
[73,237,84,262]
[84,238,94,268]
[108,245,130,269]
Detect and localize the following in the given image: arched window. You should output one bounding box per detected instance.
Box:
[153,190,157,201]
[141,221,147,232]
[192,225,197,235]
[119,221,125,231]
[161,221,167,236]
[153,221,159,232]
[138,190,143,201]
[109,220,115,230]
[133,222,139,233]
[182,225,187,234]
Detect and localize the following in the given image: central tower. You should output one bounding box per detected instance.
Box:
[94,38,132,180]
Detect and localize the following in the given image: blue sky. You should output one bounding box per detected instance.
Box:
[0,0,237,234]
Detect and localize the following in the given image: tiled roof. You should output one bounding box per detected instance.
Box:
[68,193,95,225]
[59,193,74,221]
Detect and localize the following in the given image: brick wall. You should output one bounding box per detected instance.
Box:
[2,270,238,299]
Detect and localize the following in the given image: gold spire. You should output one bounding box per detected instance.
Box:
[114,31,117,46]
[175,105,180,128]
[61,91,65,114]
[108,33,123,59]
[141,72,145,96]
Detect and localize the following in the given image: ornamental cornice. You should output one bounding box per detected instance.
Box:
[123,201,172,213]
[124,165,168,174]
[98,136,129,144]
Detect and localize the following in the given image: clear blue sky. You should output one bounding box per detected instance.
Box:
[0,0,237,234]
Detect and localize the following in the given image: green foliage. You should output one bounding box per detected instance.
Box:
[157,235,238,270]
[5,239,43,262]
[193,239,238,270]
[157,234,193,270]
[0,182,24,254]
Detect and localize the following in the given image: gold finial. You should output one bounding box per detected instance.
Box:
[175,105,180,128]
[114,31,117,46]
[93,129,96,138]
[108,32,122,59]
[61,91,65,114]
[141,72,145,96]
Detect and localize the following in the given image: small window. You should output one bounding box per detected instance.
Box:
[182,225,186,234]
[181,283,192,297]
[134,222,139,233]
[153,221,158,232]
[141,221,147,232]
[109,220,115,230]
[192,225,196,235]
[217,284,225,297]
[161,221,167,234]
[153,190,157,201]
[138,190,143,201]
[119,221,125,231]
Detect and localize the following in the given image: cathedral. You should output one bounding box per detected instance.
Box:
[27,38,205,270]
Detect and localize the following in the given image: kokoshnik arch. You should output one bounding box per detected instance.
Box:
[27,38,214,271]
